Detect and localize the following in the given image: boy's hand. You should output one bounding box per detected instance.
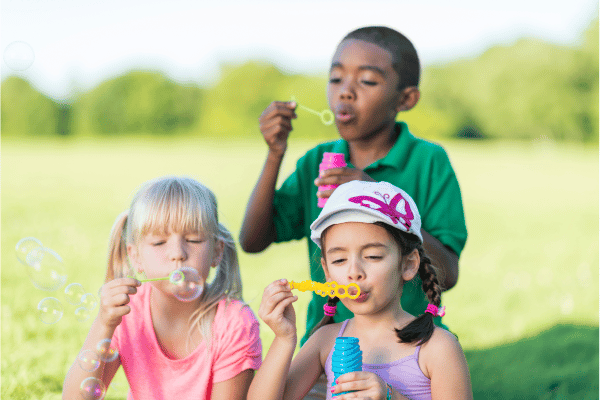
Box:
[259,101,297,157]
[331,371,390,400]
[314,167,375,200]
[98,277,141,329]
[258,279,298,340]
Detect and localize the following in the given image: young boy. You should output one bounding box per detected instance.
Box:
[240,26,467,349]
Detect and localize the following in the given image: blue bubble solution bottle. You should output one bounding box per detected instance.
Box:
[331,337,362,397]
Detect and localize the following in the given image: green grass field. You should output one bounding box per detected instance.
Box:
[2,136,598,399]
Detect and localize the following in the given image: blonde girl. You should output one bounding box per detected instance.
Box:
[249,180,471,400]
[63,176,261,400]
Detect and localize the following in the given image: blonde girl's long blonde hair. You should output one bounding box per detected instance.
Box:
[105,176,243,349]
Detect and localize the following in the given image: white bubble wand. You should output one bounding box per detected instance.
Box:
[291,96,334,126]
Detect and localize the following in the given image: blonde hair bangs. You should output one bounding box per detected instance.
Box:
[127,176,218,244]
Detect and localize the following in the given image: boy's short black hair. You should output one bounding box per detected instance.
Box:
[342,26,420,90]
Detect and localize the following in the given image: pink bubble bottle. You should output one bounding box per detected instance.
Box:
[318,152,347,208]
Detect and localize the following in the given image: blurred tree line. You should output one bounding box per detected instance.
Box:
[2,18,597,142]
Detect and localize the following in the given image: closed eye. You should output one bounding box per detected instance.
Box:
[361,80,377,86]
[329,77,341,84]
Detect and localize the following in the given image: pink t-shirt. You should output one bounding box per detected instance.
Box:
[111,284,262,400]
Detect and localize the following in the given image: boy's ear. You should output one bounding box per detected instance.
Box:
[212,239,225,268]
[127,244,143,273]
[401,249,420,281]
[396,87,420,113]
[321,258,331,281]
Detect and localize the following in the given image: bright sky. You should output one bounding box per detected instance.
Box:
[1,0,597,101]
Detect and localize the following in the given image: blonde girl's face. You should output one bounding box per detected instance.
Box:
[128,228,223,286]
[321,222,418,315]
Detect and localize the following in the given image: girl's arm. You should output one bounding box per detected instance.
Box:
[423,328,473,400]
[247,334,298,400]
[62,277,140,399]
[248,279,324,400]
[248,326,327,400]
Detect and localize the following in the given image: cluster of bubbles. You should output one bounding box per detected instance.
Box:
[3,41,35,71]
[168,266,204,302]
[16,237,98,324]
[77,338,119,399]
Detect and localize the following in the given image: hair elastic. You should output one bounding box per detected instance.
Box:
[323,303,337,317]
[425,304,446,317]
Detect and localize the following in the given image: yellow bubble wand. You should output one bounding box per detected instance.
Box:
[289,280,360,299]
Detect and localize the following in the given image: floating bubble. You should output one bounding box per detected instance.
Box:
[96,338,119,362]
[81,293,98,311]
[64,283,86,305]
[3,41,35,71]
[78,349,101,372]
[37,297,63,324]
[169,266,204,302]
[80,377,106,400]
[75,306,92,322]
[15,237,43,265]
[26,247,67,291]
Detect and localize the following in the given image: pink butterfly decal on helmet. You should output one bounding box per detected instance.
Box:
[348,191,414,230]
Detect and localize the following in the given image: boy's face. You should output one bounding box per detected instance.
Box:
[327,39,402,142]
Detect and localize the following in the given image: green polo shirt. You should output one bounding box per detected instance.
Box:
[272,122,467,346]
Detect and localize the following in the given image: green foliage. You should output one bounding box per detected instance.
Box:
[1,77,66,136]
[196,61,334,139]
[1,18,597,142]
[417,18,598,142]
[73,71,204,135]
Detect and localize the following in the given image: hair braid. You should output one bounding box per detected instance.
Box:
[370,222,442,345]
[417,248,442,307]
[310,296,340,336]
[395,243,442,344]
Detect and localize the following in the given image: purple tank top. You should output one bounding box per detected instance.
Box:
[324,319,432,400]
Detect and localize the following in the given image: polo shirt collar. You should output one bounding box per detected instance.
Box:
[335,121,412,171]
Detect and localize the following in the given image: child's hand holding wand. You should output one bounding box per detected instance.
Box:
[259,279,298,340]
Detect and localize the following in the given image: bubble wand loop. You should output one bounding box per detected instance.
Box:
[291,96,335,126]
[289,280,360,299]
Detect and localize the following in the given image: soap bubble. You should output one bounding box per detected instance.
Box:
[78,349,101,372]
[80,377,106,400]
[26,247,67,291]
[75,306,92,322]
[3,41,35,71]
[64,283,86,305]
[81,293,98,311]
[169,266,204,302]
[96,338,119,362]
[37,297,63,324]
[15,237,43,265]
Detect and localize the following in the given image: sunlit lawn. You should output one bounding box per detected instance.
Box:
[2,135,598,399]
